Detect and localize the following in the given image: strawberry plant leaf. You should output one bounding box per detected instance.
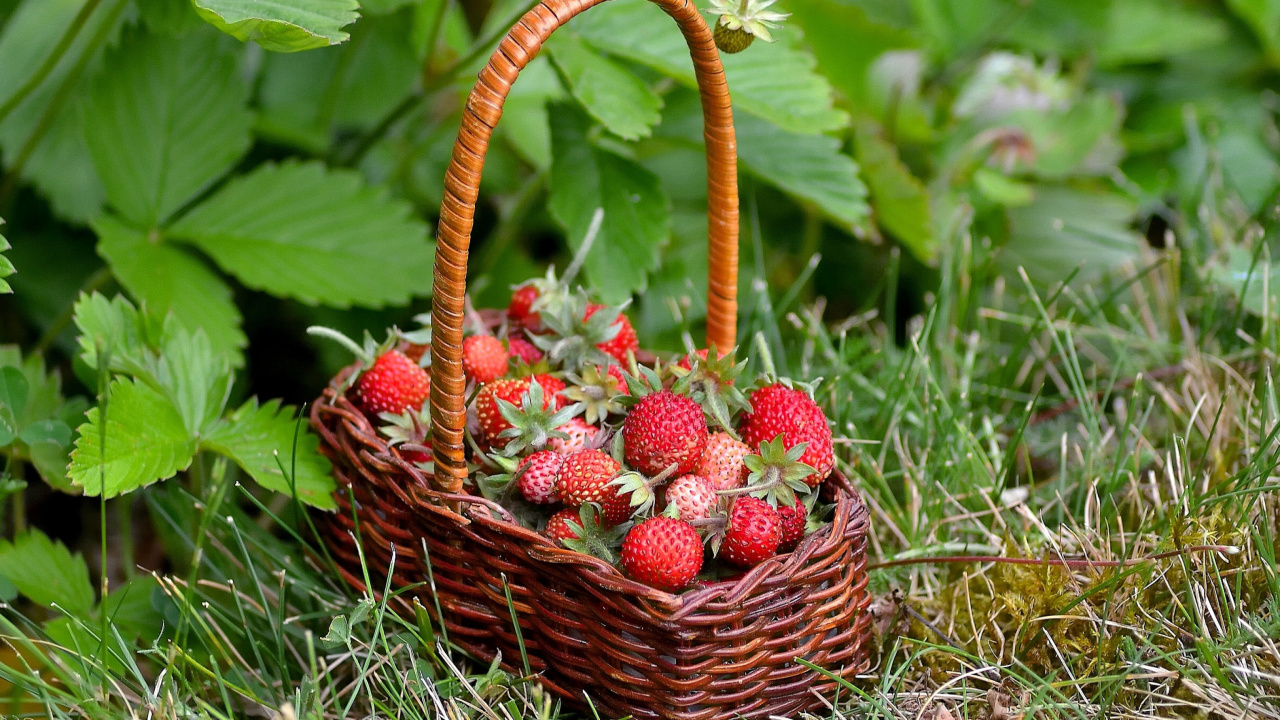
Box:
[191,0,359,52]
[546,32,662,141]
[72,292,172,381]
[548,104,670,303]
[853,117,936,263]
[568,2,846,134]
[202,398,335,509]
[735,113,868,230]
[84,26,253,229]
[0,346,85,491]
[1001,186,1143,284]
[1227,0,1280,61]
[169,161,433,308]
[0,530,95,617]
[69,378,197,498]
[0,220,12,293]
[0,0,118,223]
[93,215,246,366]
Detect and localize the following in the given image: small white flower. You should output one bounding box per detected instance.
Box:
[707,0,789,44]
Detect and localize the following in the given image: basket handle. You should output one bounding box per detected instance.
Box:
[429,0,739,492]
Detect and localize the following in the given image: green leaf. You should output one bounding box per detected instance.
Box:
[852,118,935,262]
[0,530,95,617]
[0,366,28,425]
[1001,186,1143,284]
[101,576,163,642]
[0,0,118,223]
[84,27,253,228]
[157,327,234,437]
[548,104,670,303]
[568,2,846,134]
[192,0,359,52]
[546,32,662,141]
[1225,0,1280,62]
[136,0,202,35]
[0,221,12,293]
[1098,0,1229,66]
[202,398,335,509]
[169,161,433,308]
[69,378,196,497]
[72,292,171,379]
[19,419,71,446]
[93,215,246,365]
[735,113,868,230]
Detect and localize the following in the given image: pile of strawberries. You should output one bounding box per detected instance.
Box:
[317,273,837,594]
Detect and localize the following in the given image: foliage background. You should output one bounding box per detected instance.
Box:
[0,0,1278,717]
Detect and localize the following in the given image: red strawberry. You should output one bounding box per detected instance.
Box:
[604,364,629,387]
[508,335,544,364]
[555,449,622,506]
[721,497,781,567]
[621,517,703,592]
[549,417,599,453]
[739,384,834,486]
[544,507,581,542]
[474,378,536,443]
[623,390,708,476]
[777,500,806,552]
[463,335,509,384]
[696,432,751,492]
[663,474,716,521]
[359,351,431,417]
[585,304,638,364]
[516,450,563,504]
[509,284,542,328]
[533,374,567,408]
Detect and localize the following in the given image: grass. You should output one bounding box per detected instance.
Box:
[0,216,1278,719]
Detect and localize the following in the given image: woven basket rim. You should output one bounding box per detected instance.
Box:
[314,364,869,613]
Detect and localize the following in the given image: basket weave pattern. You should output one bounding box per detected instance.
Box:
[314,383,873,719]
[314,0,873,716]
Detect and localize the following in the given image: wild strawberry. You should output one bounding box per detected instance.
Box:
[378,407,433,465]
[696,432,751,491]
[475,378,537,443]
[516,450,563,504]
[600,486,638,526]
[481,377,579,455]
[605,364,629,386]
[562,366,626,424]
[777,500,806,552]
[720,497,781,567]
[555,449,621,506]
[508,284,541,327]
[508,335,543,364]
[306,327,430,417]
[463,335,509,384]
[623,390,708,476]
[544,507,582,542]
[708,0,787,54]
[360,350,430,416]
[621,517,703,592]
[548,417,599,453]
[585,304,638,364]
[533,374,566,407]
[739,383,834,486]
[663,474,716,521]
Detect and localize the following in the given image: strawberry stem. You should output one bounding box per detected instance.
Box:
[561,206,604,288]
[307,326,373,364]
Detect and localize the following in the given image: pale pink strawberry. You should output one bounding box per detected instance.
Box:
[508,335,544,364]
[549,417,599,453]
[663,474,716,521]
[695,432,751,491]
[516,450,563,504]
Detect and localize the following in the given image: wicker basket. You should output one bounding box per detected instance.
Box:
[312,0,872,717]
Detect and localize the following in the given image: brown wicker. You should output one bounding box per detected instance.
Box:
[313,0,873,717]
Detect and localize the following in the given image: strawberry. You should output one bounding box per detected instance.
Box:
[555,449,622,507]
[621,517,703,592]
[360,350,431,417]
[508,284,542,327]
[663,474,716,521]
[739,383,834,486]
[463,335,509,384]
[696,432,751,492]
[604,364,629,387]
[720,497,781,567]
[777,500,806,552]
[475,378,539,443]
[516,450,563,504]
[378,407,433,465]
[533,374,567,408]
[623,390,708,476]
[544,507,582,542]
[584,304,638,364]
[548,417,599,453]
[508,335,544,364]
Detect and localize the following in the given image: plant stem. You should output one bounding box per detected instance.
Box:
[8,458,24,536]
[0,0,102,127]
